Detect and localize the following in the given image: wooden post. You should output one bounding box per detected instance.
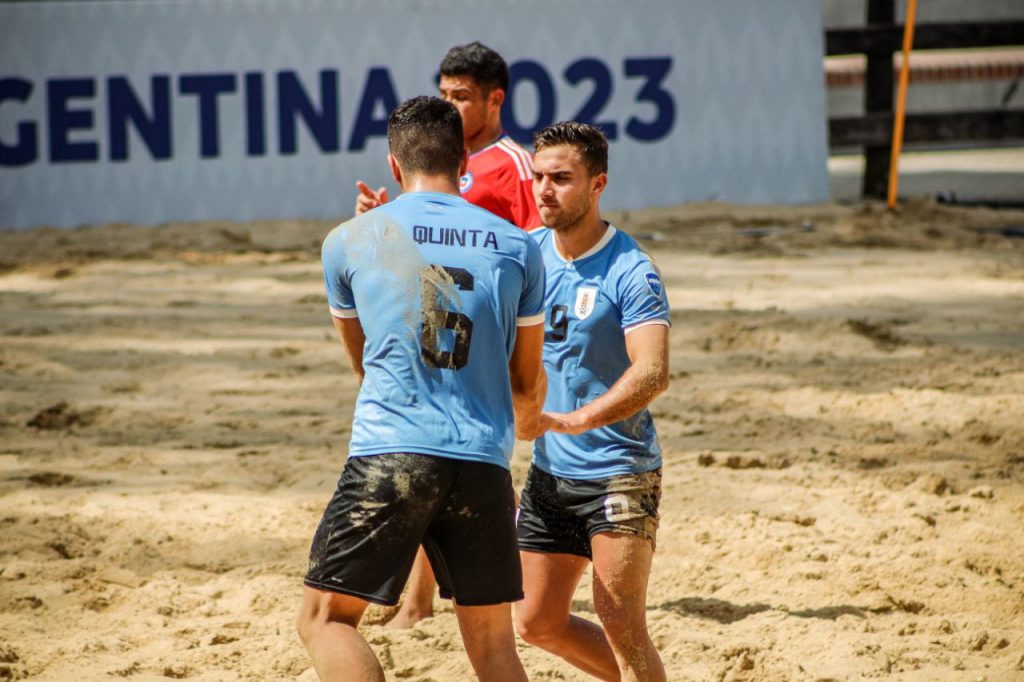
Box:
[887,0,919,208]
[862,0,895,200]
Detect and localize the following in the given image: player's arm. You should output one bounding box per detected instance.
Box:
[509,322,551,440]
[546,323,669,435]
[332,316,366,384]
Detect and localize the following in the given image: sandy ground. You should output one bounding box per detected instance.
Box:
[1,199,1023,681]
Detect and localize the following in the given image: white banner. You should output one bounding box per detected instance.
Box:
[0,0,828,229]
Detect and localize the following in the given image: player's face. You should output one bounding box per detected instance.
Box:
[532,145,605,232]
[439,75,494,143]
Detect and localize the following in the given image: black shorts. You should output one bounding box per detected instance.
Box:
[517,465,661,559]
[304,452,522,606]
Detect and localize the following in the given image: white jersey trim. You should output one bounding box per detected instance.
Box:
[330,306,358,319]
[623,318,670,334]
[551,224,618,263]
[498,138,533,181]
[517,313,545,327]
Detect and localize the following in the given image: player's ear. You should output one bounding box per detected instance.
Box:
[489,87,505,110]
[591,171,608,198]
[387,154,403,186]
[458,148,469,179]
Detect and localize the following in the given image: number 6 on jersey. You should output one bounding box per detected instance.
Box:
[420,264,474,370]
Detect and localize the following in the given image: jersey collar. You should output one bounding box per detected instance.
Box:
[396,191,469,205]
[470,133,510,158]
[550,223,617,264]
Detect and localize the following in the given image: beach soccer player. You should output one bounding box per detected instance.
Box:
[356,41,541,630]
[355,41,539,231]
[297,96,548,682]
[515,122,671,682]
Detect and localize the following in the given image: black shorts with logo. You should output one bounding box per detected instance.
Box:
[517,465,661,559]
[304,452,522,606]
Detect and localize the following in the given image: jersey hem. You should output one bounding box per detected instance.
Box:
[349,446,510,470]
[531,457,662,481]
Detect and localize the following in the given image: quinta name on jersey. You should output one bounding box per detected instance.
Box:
[413,225,499,250]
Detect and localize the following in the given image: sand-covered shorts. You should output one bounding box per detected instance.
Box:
[517,465,661,559]
[304,452,522,606]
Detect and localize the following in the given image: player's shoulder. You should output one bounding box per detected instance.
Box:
[321,215,358,254]
[451,201,534,257]
[458,198,521,232]
[324,208,387,245]
[605,225,660,275]
[527,225,551,245]
[473,135,533,181]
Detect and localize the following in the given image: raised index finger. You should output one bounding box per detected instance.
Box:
[355,180,378,199]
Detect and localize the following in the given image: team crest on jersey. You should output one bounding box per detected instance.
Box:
[574,286,599,320]
[459,171,474,194]
[645,272,663,298]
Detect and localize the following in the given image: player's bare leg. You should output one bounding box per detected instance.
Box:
[455,602,529,682]
[385,546,436,628]
[591,532,666,682]
[296,586,384,682]
[515,551,620,680]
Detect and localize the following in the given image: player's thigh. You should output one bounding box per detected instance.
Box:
[425,460,522,606]
[590,531,655,629]
[517,465,593,559]
[576,468,662,550]
[304,453,448,605]
[516,550,589,630]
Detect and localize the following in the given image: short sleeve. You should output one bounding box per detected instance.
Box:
[617,256,671,331]
[517,234,545,326]
[321,227,357,318]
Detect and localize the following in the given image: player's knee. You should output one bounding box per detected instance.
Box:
[514,608,563,646]
[295,599,329,646]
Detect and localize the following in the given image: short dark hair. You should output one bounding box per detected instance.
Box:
[439,42,509,94]
[387,96,464,178]
[533,121,609,176]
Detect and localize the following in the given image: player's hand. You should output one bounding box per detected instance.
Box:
[516,412,555,441]
[355,181,389,215]
[543,411,590,436]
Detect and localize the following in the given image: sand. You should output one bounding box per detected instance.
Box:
[1,199,1022,681]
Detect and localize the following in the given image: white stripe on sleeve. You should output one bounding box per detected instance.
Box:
[330,306,359,319]
[623,318,669,335]
[517,313,545,327]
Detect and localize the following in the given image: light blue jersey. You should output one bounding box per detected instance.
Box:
[531,224,670,479]
[322,192,545,469]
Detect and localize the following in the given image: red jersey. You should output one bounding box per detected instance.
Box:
[459,135,540,230]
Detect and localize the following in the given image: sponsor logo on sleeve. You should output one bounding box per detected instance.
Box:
[645,272,663,298]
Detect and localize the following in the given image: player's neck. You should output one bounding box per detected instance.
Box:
[401,174,461,196]
[553,213,608,261]
[464,120,504,155]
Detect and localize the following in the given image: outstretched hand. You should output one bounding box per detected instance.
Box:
[354,181,389,215]
[542,411,590,436]
[516,412,556,441]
